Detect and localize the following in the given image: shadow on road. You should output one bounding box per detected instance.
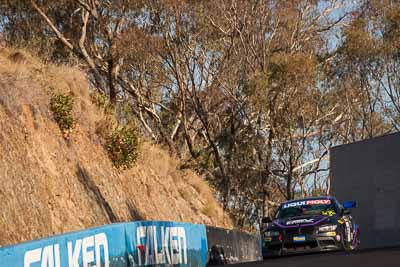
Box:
[220,247,400,267]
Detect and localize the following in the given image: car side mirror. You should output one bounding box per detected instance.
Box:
[343,201,357,209]
[262,217,272,224]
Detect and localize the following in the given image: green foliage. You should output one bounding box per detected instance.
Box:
[105,124,139,169]
[93,95,140,169]
[49,91,75,137]
[90,91,113,114]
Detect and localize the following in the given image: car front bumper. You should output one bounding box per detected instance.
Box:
[262,232,343,258]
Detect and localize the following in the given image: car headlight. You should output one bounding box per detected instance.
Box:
[319,225,337,232]
[264,231,280,237]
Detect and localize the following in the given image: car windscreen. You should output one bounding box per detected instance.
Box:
[275,199,337,219]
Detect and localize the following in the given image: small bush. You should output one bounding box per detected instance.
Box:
[93,95,140,169]
[105,124,139,169]
[50,91,75,138]
[90,91,113,114]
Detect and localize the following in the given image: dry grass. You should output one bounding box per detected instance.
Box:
[178,188,191,201]
[0,48,232,246]
[190,177,211,194]
[202,204,218,219]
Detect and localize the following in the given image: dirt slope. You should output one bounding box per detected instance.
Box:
[0,48,232,246]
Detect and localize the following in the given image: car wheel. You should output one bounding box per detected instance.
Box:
[339,232,346,251]
[341,228,360,251]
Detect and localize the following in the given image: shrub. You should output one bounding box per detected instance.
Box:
[90,91,112,113]
[93,94,140,169]
[50,91,75,138]
[105,124,139,169]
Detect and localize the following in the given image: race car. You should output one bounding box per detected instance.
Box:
[261,196,360,258]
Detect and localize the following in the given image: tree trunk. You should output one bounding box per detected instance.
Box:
[108,58,117,104]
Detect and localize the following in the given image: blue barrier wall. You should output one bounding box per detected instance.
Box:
[0,221,208,267]
[125,221,207,266]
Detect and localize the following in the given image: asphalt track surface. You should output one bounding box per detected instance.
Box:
[226,247,400,267]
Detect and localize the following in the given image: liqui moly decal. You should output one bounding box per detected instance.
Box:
[307,199,331,205]
[283,201,306,209]
[283,199,331,209]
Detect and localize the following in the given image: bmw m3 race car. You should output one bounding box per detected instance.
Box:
[261,196,360,258]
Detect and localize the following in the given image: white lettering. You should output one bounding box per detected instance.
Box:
[68,239,82,267]
[95,233,109,267]
[286,218,314,225]
[169,227,179,264]
[136,226,146,266]
[24,248,41,267]
[162,227,171,264]
[144,226,155,265]
[283,199,331,208]
[24,233,109,267]
[178,227,187,264]
[54,244,60,267]
[154,226,164,264]
[283,201,306,209]
[24,245,61,267]
[41,245,54,267]
[134,226,187,266]
[82,236,95,267]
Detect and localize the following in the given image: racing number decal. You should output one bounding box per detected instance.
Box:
[322,210,336,217]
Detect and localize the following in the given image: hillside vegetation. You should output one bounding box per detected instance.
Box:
[0,48,232,246]
[2,0,400,229]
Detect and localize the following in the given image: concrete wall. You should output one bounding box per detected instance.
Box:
[206,226,262,265]
[330,132,400,249]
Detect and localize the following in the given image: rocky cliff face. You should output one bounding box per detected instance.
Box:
[0,48,232,246]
